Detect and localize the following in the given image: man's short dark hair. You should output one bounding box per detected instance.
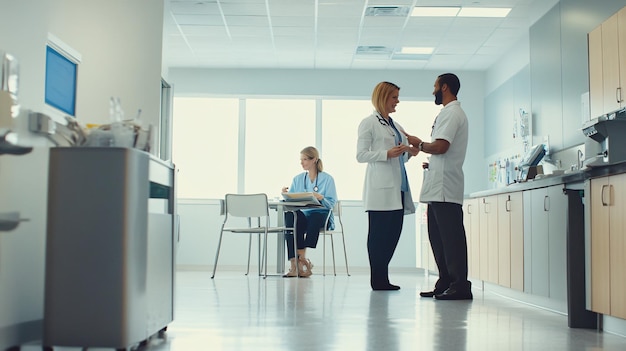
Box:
[438,73,460,96]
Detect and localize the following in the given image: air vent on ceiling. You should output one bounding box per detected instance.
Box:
[356,46,392,54]
[355,46,393,59]
[365,6,410,17]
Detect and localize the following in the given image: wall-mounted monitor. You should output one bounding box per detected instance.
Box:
[45,34,80,117]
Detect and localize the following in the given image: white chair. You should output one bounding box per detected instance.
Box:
[211,193,291,278]
[320,201,350,276]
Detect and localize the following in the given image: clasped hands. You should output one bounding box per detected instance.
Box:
[404,133,429,169]
[404,133,422,148]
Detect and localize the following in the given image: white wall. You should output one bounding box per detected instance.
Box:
[486,34,531,96]
[48,2,164,128]
[0,1,164,348]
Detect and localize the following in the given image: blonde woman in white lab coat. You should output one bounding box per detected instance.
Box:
[356,81,418,291]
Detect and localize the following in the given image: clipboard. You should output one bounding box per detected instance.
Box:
[281,192,321,206]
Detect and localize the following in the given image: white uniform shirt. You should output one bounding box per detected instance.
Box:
[419,100,468,205]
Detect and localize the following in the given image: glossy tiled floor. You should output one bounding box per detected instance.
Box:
[24,268,626,351]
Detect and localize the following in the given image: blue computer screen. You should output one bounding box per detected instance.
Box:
[45,45,77,116]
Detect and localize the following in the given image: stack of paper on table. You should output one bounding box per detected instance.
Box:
[281,192,321,206]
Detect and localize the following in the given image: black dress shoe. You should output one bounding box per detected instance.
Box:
[434,288,473,300]
[372,283,401,291]
[420,289,445,298]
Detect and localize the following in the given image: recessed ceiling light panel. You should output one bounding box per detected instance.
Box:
[411,6,511,18]
[399,47,434,55]
[457,7,511,17]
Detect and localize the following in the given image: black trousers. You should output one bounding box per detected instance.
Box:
[427,202,471,292]
[367,207,404,288]
[284,210,329,259]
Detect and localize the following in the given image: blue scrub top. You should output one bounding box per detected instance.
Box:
[288,171,338,229]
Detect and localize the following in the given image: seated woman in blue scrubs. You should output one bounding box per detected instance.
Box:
[281,146,337,277]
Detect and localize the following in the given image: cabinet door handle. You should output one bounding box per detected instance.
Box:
[482,198,489,213]
[543,195,550,212]
[506,196,511,212]
[618,87,623,104]
[467,204,472,214]
[601,184,611,206]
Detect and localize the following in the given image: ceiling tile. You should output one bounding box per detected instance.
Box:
[169,1,221,15]
[220,3,267,16]
[272,16,316,27]
[225,15,269,26]
[179,25,228,37]
[426,54,472,68]
[274,36,315,49]
[174,14,223,26]
[483,28,525,46]
[387,60,429,70]
[229,26,271,37]
[273,26,315,37]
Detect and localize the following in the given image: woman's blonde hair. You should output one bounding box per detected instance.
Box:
[301,146,323,172]
[371,81,400,115]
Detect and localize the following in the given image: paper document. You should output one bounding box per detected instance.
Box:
[281,192,321,206]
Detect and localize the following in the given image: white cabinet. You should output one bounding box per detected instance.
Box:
[523,185,567,300]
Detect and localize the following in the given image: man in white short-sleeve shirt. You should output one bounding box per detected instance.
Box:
[406,73,472,300]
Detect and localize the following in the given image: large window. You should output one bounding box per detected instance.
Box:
[245,99,315,197]
[321,100,371,200]
[172,97,441,201]
[172,97,239,199]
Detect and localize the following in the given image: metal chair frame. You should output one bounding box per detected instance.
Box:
[211,193,292,278]
[320,201,350,276]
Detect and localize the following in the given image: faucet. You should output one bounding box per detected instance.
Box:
[577,149,584,170]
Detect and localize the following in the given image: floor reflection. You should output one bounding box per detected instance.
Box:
[17,269,626,351]
[367,291,399,351]
[432,299,470,351]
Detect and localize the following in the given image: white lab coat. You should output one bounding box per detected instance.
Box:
[356,112,416,214]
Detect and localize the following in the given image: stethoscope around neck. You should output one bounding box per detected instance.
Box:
[304,172,319,192]
[375,112,396,137]
[375,112,389,125]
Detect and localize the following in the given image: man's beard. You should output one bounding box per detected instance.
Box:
[434,89,443,105]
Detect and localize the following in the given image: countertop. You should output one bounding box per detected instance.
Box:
[468,161,626,198]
